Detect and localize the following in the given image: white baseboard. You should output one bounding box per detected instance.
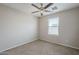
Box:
[0,38,38,53]
[40,39,79,50]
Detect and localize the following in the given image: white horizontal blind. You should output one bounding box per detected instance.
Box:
[48,17,59,35]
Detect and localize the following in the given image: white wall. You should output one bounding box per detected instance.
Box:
[39,7,79,49]
[0,4,38,52]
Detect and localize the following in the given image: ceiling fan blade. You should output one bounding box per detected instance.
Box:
[44,3,53,9]
[44,10,52,12]
[52,6,57,10]
[32,4,40,9]
[32,11,39,13]
[41,13,43,16]
[40,3,43,7]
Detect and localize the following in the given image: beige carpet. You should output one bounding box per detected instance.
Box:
[4,40,79,55]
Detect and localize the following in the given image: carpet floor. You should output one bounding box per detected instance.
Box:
[4,40,79,55]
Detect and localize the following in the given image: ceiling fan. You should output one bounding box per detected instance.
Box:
[31,3,57,16]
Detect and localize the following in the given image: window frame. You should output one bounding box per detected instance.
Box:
[48,16,59,35]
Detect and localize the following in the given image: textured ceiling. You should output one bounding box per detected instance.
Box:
[3,3,79,17]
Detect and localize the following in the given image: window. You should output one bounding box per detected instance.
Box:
[48,17,59,35]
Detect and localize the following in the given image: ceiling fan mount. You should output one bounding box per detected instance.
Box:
[31,3,57,16]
